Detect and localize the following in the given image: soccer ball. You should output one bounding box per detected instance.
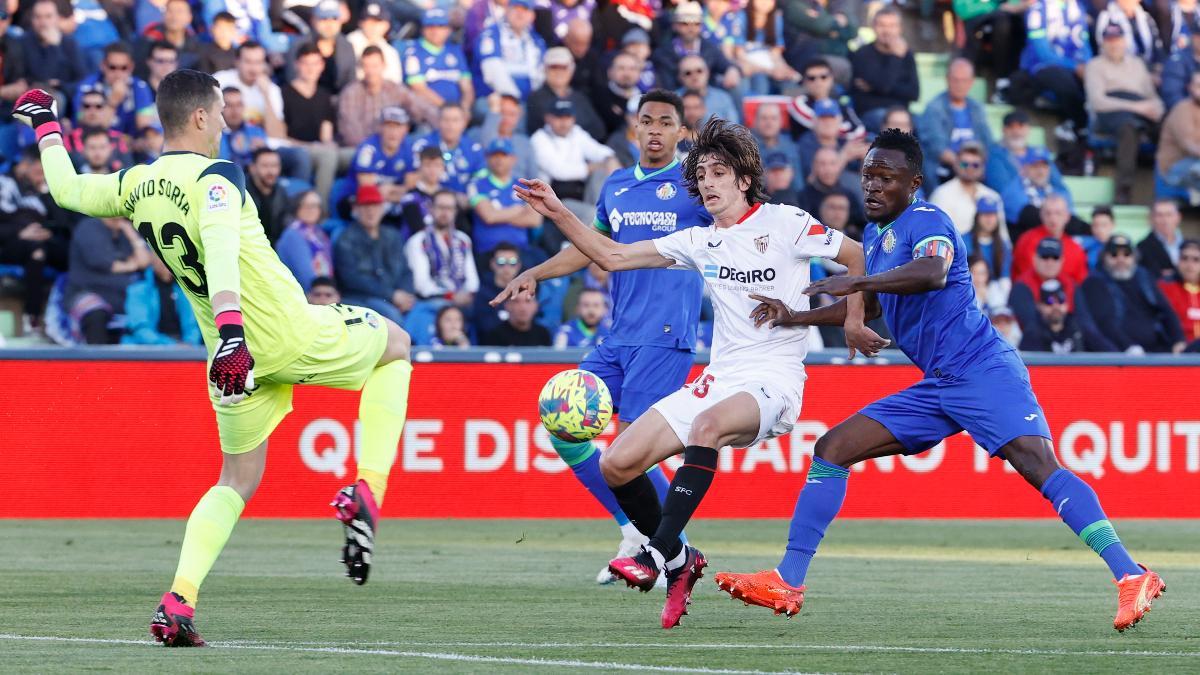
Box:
[538,369,614,443]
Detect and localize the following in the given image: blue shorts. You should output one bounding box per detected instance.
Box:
[580,342,694,423]
[859,352,1052,456]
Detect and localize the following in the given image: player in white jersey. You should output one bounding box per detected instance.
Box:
[514,118,888,628]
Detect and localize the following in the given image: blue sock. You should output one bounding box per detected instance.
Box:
[550,437,628,526]
[647,464,670,503]
[1041,469,1141,579]
[776,457,849,587]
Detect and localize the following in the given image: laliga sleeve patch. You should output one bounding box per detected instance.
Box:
[207,183,230,212]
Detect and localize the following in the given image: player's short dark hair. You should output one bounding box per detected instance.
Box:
[82,127,112,144]
[251,146,279,163]
[869,128,924,176]
[682,117,769,205]
[310,275,337,290]
[237,40,265,59]
[103,41,133,59]
[362,45,384,61]
[213,10,236,24]
[419,145,444,163]
[802,57,831,74]
[296,42,323,60]
[157,69,221,136]
[493,242,521,257]
[149,40,178,56]
[636,89,685,126]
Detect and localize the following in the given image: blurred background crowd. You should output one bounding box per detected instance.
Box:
[0,0,1196,354]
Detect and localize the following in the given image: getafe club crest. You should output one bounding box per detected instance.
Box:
[754,234,769,254]
[882,228,897,254]
[656,182,677,200]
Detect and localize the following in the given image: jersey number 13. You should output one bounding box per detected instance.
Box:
[137,221,209,298]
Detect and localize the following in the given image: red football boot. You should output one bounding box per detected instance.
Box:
[150,592,206,647]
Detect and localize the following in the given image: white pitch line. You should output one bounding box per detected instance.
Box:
[3,634,1194,661]
[181,639,1200,659]
[0,634,798,674]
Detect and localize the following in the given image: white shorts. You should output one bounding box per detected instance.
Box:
[650,370,801,447]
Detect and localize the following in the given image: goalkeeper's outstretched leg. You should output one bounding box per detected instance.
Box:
[333,318,412,585]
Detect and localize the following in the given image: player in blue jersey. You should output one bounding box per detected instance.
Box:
[714,129,1166,632]
[492,90,712,585]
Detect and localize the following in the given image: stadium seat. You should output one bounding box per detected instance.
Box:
[1111,205,1151,241]
[1062,176,1115,209]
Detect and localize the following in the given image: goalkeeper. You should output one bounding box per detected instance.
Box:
[14,72,414,647]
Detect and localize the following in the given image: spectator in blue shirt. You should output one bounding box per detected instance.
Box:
[1000,146,1077,240]
[410,103,485,193]
[350,106,416,230]
[555,287,611,347]
[676,54,741,123]
[1162,27,1200,109]
[917,57,993,187]
[404,9,476,111]
[653,1,741,91]
[121,257,202,346]
[219,86,268,168]
[275,190,334,292]
[1076,205,1116,269]
[985,109,1066,194]
[73,42,156,137]
[468,138,543,263]
[1008,0,1092,136]
[473,0,547,101]
[202,0,289,54]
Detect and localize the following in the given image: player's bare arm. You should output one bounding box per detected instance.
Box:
[805,255,949,297]
[829,236,886,358]
[750,292,882,328]
[490,245,592,306]
[514,178,673,272]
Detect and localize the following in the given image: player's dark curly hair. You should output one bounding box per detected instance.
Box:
[682,117,769,205]
[869,128,924,176]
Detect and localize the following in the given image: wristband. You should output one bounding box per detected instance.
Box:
[35,121,63,141]
[215,309,245,339]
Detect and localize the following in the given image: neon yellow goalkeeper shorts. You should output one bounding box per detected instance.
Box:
[211,303,390,454]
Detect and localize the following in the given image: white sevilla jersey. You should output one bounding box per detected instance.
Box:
[654,202,844,401]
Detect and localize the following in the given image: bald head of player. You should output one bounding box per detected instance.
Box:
[681,116,769,224]
[861,128,924,224]
[633,89,687,168]
[155,69,226,159]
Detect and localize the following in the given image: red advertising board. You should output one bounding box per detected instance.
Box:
[1,360,1197,518]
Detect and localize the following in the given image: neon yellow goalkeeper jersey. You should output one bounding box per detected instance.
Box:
[42,145,317,374]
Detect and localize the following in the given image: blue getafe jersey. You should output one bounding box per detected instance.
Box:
[594,159,712,350]
[402,39,469,104]
[409,133,484,193]
[864,200,1013,377]
[349,134,414,185]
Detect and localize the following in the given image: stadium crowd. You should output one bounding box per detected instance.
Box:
[0,0,1197,353]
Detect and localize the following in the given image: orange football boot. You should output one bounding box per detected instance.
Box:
[1113,564,1166,632]
[714,569,805,618]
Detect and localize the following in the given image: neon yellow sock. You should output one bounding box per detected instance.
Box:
[356,360,412,508]
[170,485,245,606]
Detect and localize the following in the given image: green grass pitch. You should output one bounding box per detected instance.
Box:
[1,519,1197,673]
